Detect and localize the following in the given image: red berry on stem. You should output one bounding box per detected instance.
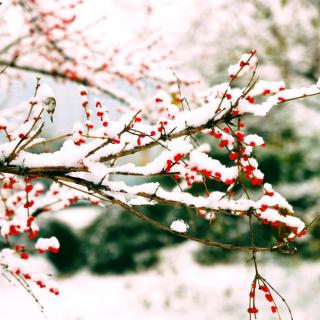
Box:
[265,293,273,302]
[20,252,29,260]
[25,185,33,193]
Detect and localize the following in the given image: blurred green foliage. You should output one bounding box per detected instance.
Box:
[40,220,86,274]
[82,205,184,274]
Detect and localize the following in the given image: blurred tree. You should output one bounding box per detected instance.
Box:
[40,220,86,274]
[83,205,185,274]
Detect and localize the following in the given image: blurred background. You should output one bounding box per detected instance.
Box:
[0,0,319,319]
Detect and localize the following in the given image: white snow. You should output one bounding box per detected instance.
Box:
[36,84,55,101]
[0,242,318,320]
[170,219,189,233]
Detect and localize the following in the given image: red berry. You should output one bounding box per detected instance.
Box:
[48,246,59,254]
[265,294,273,302]
[229,152,238,161]
[36,280,46,288]
[20,252,29,260]
[246,96,254,104]
[214,172,221,179]
[97,111,104,117]
[271,306,277,313]
[260,204,268,212]
[225,178,235,185]
[251,177,263,186]
[27,216,34,227]
[5,209,14,217]
[247,307,258,314]
[236,131,245,141]
[219,140,228,148]
[25,185,33,193]
[174,153,183,162]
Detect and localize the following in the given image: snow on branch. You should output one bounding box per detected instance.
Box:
[0,49,318,317]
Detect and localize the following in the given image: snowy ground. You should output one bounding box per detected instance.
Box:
[0,242,319,320]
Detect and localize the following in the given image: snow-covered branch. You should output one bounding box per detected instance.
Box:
[0,49,318,318]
